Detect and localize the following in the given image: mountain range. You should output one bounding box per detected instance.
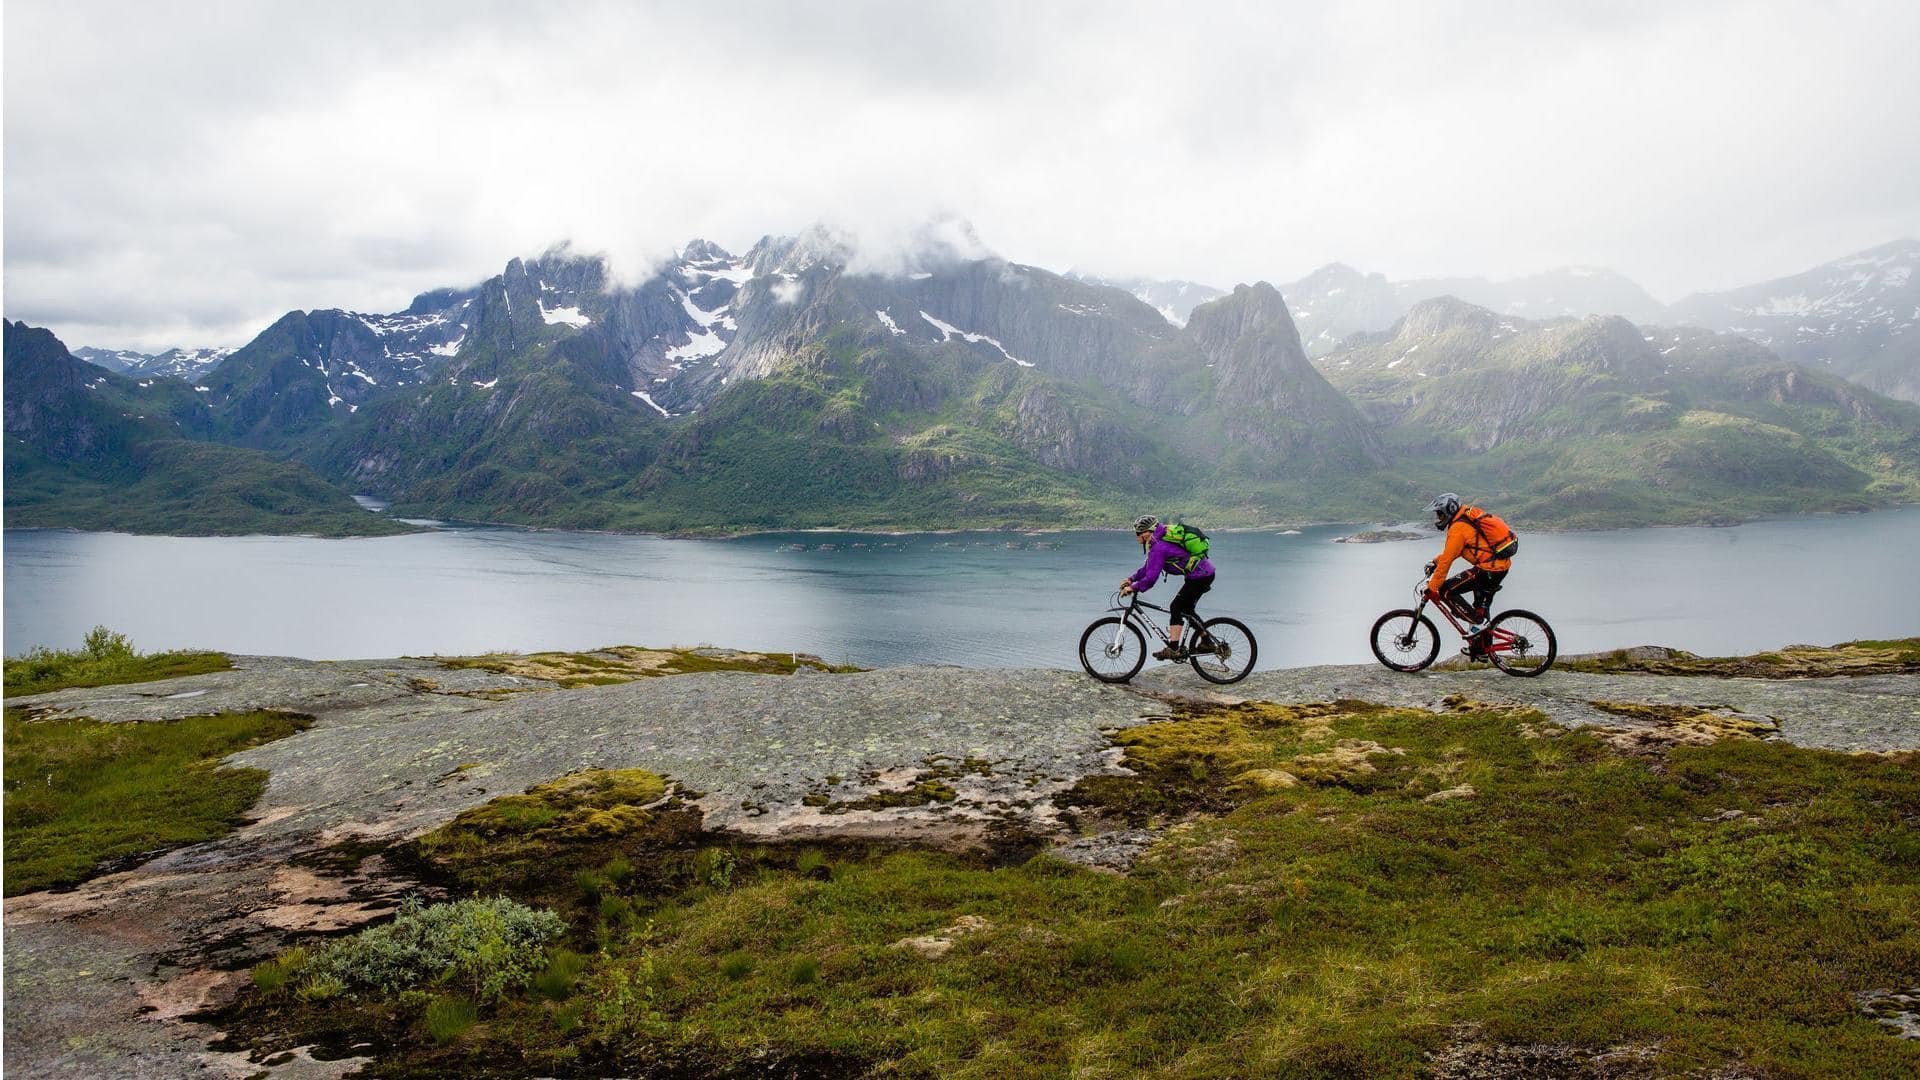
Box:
[1279,241,1920,406]
[10,230,1920,536]
[71,346,234,382]
[1665,238,1920,404]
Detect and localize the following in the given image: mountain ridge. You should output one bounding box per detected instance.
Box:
[15,229,1920,536]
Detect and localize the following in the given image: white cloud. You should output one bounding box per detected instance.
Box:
[4,0,1917,349]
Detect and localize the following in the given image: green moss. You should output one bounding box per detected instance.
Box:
[415,768,671,892]
[2,707,311,894]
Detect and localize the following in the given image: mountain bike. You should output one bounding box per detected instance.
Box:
[1078,592,1257,685]
[1369,577,1556,676]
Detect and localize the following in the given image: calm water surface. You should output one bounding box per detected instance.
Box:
[6,508,1918,668]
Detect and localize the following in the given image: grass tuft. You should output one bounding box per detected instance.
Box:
[424,996,478,1044]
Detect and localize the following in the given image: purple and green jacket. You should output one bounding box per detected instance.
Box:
[1127,524,1216,593]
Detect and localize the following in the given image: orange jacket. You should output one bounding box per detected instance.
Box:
[1427,508,1513,592]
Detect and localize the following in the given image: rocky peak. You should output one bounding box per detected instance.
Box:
[1182,285,1387,467]
[680,238,731,263]
[1188,282,1316,409]
[1537,315,1663,375]
[1292,262,1387,292]
[746,225,855,278]
[1188,283,1299,350]
[1391,296,1506,341]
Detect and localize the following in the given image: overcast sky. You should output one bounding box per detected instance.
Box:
[6,0,1918,350]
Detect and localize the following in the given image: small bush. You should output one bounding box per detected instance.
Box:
[82,626,136,661]
[424,996,478,1044]
[300,896,566,1001]
[789,956,820,985]
[694,848,736,889]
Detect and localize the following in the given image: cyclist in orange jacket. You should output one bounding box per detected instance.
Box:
[1422,493,1518,659]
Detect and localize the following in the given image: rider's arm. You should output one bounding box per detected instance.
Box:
[1426,524,1468,594]
[1128,541,1170,593]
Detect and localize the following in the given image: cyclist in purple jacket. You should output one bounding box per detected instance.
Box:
[1118,514,1218,660]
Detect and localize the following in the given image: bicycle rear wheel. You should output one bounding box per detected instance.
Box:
[1486,609,1556,677]
[1370,609,1440,672]
[1078,616,1146,683]
[1189,617,1256,684]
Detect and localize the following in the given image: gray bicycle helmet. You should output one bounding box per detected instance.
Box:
[1131,514,1158,534]
[1424,492,1461,530]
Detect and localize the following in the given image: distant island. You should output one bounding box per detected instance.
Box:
[1333,529,1426,543]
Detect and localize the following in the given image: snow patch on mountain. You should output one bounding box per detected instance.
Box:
[540,303,592,328]
[631,390,674,417]
[919,311,1034,367]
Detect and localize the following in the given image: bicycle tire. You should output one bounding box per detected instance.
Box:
[1486,609,1556,677]
[1371,609,1441,673]
[1078,616,1146,683]
[1189,617,1257,684]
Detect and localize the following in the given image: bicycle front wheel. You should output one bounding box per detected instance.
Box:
[1078,616,1146,683]
[1370,609,1440,672]
[1189,617,1257,684]
[1486,609,1556,677]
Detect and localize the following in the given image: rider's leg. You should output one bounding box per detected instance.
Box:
[1468,570,1507,620]
[1159,574,1213,657]
[1440,570,1477,616]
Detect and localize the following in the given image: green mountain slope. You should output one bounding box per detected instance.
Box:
[4,321,413,536]
[288,247,1384,532]
[1316,301,1920,527]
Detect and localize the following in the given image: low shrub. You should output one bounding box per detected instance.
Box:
[300,896,565,1001]
[4,626,231,697]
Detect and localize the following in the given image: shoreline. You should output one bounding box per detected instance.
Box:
[5,502,1910,543]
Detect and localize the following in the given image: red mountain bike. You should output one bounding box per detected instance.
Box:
[1369,576,1557,677]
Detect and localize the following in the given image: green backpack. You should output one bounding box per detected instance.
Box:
[1162,522,1211,573]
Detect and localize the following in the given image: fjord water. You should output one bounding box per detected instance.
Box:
[7,508,1918,668]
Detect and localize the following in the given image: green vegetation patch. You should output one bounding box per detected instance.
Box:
[1562,637,1920,678]
[432,645,860,691]
[2,707,310,894]
[215,701,1920,1077]
[413,768,675,900]
[4,625,232,698]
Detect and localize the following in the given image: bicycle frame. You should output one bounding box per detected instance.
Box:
[1411,582,1525,656]
[1103,592,1214,651]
